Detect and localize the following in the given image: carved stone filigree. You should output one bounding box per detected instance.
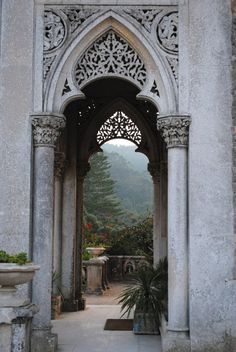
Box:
[44,11,66,52]
[31,114,66,148]
[167,57,178,84]
[151,80,160,97]
[54,152,66,178]
[74,30,147,88]
[157,115,191,148]
[124,9,162,32]
[63,8,99,33]
[157,12,178,53]
[43,56,56,80]
[62,79,72,96]
[148,162,161,182]
[97,111,142,146]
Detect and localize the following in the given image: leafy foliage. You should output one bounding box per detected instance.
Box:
[107,216,153,260]
[118,258,168,327]
[0,250,28,265]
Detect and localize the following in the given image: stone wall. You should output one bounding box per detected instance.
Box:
[232,0,236,233]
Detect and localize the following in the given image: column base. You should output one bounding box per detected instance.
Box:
[77,297,86,311]
[160,315,190,352]
[31,328,57,352]
[62,298,79,312]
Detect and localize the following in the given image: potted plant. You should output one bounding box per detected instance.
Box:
[118,258,167,334]
[51,271,64,319]
[0,250,39,307]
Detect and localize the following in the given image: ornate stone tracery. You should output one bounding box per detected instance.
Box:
[157,115,191,148]
[74,31,147,88]
[44,11,66,52]
[31,114,66,147]
[97,111,142,146]
[63,8,99,33]
[157,12,178,53]
[124,9,162,32]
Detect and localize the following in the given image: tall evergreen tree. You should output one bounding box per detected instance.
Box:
[84,152,123,237]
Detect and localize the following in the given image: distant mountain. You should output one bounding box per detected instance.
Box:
[103,148,153,216]
[102,144,149,173]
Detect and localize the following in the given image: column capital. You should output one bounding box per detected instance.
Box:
[157,114,191,148]
[54,152,66,178]
[77,162,90,182]
[148,162,161,182]
[31,112,66,148]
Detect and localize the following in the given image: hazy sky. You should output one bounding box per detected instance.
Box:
[106,139,134,146]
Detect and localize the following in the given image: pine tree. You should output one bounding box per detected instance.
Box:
[84,152,123,238]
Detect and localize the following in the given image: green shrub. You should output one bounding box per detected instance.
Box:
[0,250,28,265]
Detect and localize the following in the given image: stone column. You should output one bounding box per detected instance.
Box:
[148,162,162,265]
[53,152,66,294]
[160,161,168,258]
[31,113,66,352]
[157,115,191,337]
[74,162,90,310]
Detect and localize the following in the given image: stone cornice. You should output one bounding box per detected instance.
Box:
[157,114,191,148]
[31,113,66,148]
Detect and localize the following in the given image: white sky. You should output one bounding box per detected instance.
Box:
[106,139,135,146]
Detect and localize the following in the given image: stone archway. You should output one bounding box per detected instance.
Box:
[30,8,191,352]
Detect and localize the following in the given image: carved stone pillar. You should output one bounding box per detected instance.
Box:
[157,115,191,338]
[160,161,168,258]
[148,162,162,265]
[53,152,66,294]
[31,113,65,352]
[75,162,90,310]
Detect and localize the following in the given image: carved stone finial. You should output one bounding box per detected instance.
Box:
[148,162,161,182]
[54,152,66,178]
[157,115,191,148]
[31,113,66,148]
[77,162,91,181]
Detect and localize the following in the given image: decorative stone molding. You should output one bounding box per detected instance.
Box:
[44,11,66,52]
[157,12,178,53]
[167,57,178,84]
[97,111,142,146]
[157,115,191,148]
[74,30,147,88]
[62,8,99,33]
[31,113,66,148]
[151,80,160,97]
[124,9,162,32]
[148,162,161,182]
[54,152,66,178]
[43,56,56,80]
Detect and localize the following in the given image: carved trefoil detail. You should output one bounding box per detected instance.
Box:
[74,30,147,88]
[62,8,99,33]
[97,111,142,146]
[157,115,191,148]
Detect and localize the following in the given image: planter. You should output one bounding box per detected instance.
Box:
[133,311,159,335]
[86,247,105,258]
[0,263,40,307]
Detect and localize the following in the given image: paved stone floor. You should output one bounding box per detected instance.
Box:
[52,305,162,352]
[52,282,162,352]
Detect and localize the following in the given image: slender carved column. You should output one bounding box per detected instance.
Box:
[53,152,66,294]
[157,114,191,336]
[148,162,162,265]
[31,113,66,352]
[160,161,168,258]
[75,162,90,310]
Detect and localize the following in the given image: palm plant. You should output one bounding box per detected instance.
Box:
[118,258,168,330]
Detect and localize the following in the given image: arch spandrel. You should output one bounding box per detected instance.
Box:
[44,10,177,114]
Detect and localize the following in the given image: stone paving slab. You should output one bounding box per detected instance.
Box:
[52,305,162,352]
